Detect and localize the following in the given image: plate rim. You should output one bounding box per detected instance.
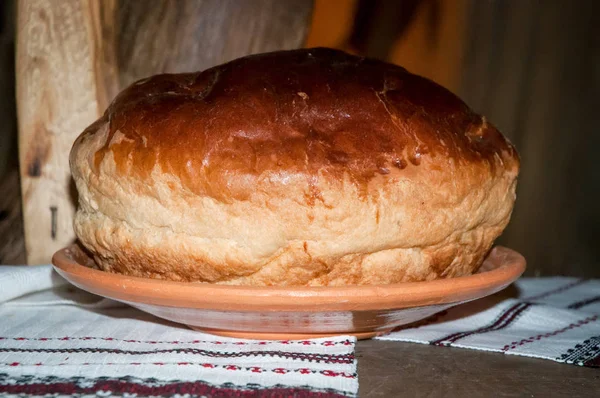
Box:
[52,245,526,312]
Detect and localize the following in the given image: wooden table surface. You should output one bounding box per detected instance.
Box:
[356,340,599,397]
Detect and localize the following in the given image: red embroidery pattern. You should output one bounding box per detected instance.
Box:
[0,363,357,379]
[0,347,354,364]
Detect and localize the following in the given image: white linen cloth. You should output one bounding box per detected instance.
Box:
[377,277,600,367]
[0,265,358,397]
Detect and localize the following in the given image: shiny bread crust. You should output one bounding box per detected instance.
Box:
[70,48,519,286]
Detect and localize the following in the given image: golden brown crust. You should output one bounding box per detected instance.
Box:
[70,48,519,286]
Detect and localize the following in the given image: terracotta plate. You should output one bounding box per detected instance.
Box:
[52,245,525,340]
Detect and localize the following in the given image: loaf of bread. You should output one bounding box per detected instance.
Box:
[70,48,519,286]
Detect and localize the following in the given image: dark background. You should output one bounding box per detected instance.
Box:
[1,0,599,277]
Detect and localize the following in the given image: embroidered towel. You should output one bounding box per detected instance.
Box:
[378,277,600,367]
[0,265,358,397]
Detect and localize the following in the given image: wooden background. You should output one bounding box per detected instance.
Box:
[1,0,599,277]
[12,0,313,264]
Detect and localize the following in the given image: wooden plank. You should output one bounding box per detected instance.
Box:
[357,340,598,397]
[115,0,314,87]
[0,170,26,265]
[0,0,17,182]
[16,0,109,264]
[0,0,25,265]
[16,0,314,264]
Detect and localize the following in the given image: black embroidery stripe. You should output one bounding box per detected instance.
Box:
[557,336,600,368]
[567,295,600,310]
[431,302,531,345]
[0,347,354,364]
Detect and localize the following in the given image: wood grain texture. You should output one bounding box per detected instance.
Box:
[0,0,17,182]
[357,340,599,397]
[459,0,600,277]
[0,170,26,265]
[15,0,314,264]
[16,0,110,264]
[89,0,120,112]
[115,0,314,87]
[0,0,25,265]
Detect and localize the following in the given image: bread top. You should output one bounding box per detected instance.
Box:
[74,48,519,201]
